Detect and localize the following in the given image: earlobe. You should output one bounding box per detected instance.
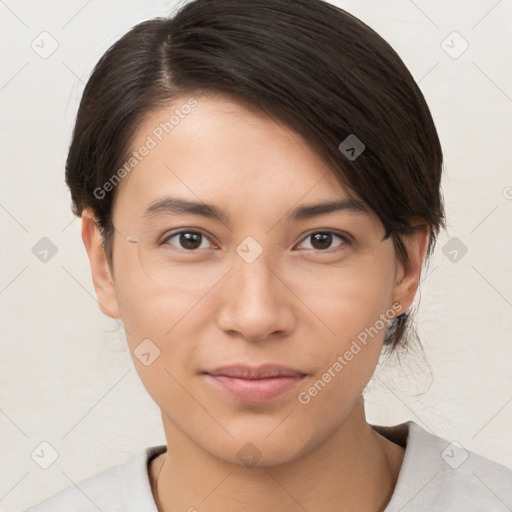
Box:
[392,224,430,314]
[81,209,121,319]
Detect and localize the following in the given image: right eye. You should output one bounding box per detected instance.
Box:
[161,230,218,251]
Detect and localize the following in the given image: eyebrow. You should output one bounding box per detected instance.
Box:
[143,196,370,223]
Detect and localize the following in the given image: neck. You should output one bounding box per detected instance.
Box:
[151,398,404,512]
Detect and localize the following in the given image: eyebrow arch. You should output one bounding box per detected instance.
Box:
[143,196,370,223]
[288,197,369,220]
[143,197,230,223]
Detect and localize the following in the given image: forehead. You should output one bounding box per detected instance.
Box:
[112,93,370,225]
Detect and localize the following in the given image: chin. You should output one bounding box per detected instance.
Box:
[201,427,314,469]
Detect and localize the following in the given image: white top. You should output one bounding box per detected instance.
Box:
[23,421,512,511]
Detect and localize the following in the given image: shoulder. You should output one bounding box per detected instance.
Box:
[22,445,166,512]
[372,421,512,512]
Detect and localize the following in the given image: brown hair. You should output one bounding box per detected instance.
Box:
[65,0,445,352]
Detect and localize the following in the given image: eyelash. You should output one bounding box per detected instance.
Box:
[160,229,352,253]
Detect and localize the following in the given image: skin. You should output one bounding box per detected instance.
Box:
[82,92,429,512]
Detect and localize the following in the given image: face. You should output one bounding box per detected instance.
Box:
[85,93,424,467]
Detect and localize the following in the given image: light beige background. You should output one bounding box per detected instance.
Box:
[1,0,511,510]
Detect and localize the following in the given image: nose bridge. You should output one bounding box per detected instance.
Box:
[232,236,279,302]
[218,236,291,339]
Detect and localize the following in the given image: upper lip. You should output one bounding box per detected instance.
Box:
[205,364,307,379]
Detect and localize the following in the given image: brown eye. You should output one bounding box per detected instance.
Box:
[163,231,213,251]
[296,232,349,252]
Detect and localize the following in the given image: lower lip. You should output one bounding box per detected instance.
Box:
[205,374,306,403]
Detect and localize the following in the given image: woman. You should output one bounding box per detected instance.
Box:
[24,0,512,510]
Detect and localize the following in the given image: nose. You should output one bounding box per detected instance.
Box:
[216,243,295,342]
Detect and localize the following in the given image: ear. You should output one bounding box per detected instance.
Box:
[81,209,121,319]
[392,222,430,314]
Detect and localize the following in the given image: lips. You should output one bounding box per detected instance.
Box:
[206,364,306,379]
[204,364,308,403]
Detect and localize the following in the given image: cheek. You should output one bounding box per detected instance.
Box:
[295,265,396,418]
[116,281,195,349]
[113,278,201,407]
[293,254,397,391]
[113,260,214,395]
[297,255,396,342]
[112,243,207,343]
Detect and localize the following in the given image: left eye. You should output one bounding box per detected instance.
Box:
[296,232,349,252]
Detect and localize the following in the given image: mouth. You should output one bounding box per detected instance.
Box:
[203,364,308,403]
